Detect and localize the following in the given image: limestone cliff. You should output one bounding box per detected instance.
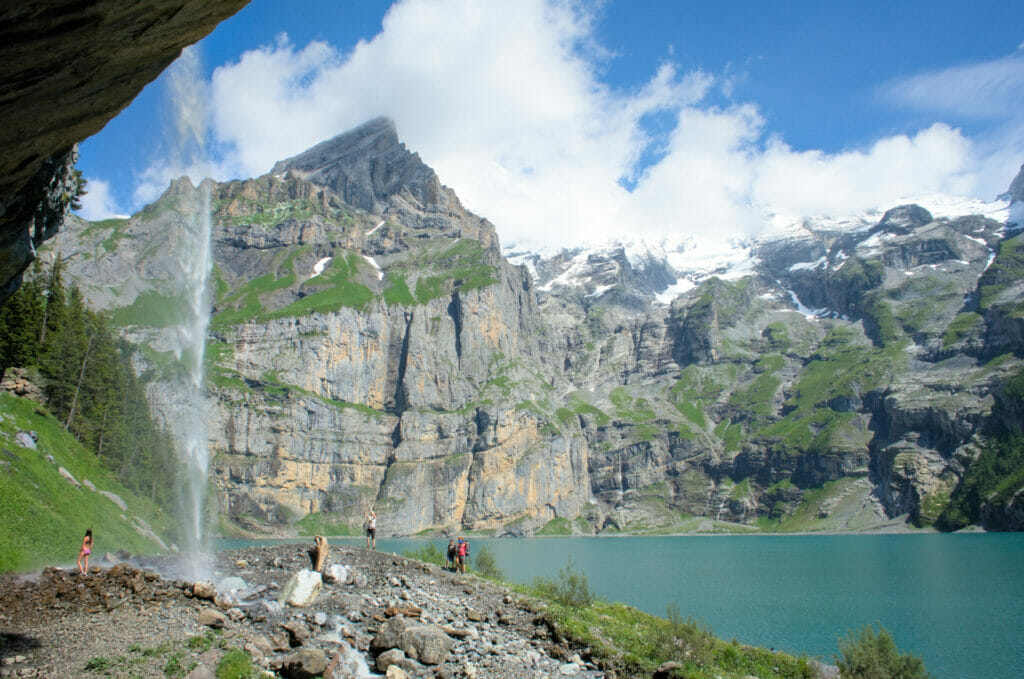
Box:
[48,120,1024,534]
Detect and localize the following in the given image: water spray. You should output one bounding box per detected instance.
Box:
[165,46,214,581]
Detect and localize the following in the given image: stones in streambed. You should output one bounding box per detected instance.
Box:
[279,569,323,608]
[278,647,329,679]
[375,648,421,674]
[282,619,311,647]
[371,616,453,665]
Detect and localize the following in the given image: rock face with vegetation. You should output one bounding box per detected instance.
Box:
[49,120,1024,535]
[0,0,249,300]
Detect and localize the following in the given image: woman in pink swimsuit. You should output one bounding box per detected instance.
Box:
[77,529,92,575]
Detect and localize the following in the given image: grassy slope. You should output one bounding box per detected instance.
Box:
[0,393,176,573]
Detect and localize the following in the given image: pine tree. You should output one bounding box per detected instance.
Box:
[0,268,44,378]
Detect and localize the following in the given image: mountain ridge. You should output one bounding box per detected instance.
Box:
[47,121,1024,536]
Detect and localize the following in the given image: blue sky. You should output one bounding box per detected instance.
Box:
[76,0,1024,247]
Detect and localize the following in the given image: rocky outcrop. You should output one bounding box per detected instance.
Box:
[0,0,249,300]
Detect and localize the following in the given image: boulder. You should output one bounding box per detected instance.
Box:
[375,648,407,673]
[192,582,217,600]
[653,661,683,679]
[323,564,349,584]
[399,623,452,665]
[282,648,329,679]
[279,569,322,608]
[282,619,311,647]
[14,431,35,449]
[197,608,227,629]
[386,666,410,679]
[370,617,408,654]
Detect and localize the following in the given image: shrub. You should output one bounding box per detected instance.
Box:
[836,623,931,679]
[657,603,715,666]
[403,542,445,567]
[532,556,595,608]
[470,545,504,580]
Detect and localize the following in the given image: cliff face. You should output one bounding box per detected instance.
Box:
[0,0,249,300]
[49,120,1024,535]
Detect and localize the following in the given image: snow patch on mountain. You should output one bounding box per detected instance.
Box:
[361,255,383,280]
[506,192,1017,310]
[309,257,332,279]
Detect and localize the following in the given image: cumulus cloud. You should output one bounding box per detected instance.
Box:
[74,178,127,221]
[136,0,1014,249]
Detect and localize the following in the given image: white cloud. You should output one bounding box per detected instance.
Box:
[753,123,976,221]
[883,52,1024,119]
[136,0,1016,250]
[74,177,127,221]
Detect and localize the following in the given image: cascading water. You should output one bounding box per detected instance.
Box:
[164,46,215,580]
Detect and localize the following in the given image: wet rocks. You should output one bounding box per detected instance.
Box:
[281,648,329,679]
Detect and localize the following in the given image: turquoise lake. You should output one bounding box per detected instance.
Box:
[218,534,1024,678]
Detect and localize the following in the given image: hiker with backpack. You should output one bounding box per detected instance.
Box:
[457,536,468,574]
[446,538,457,571]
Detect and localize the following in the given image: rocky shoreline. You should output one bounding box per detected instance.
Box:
[0,544,608,679]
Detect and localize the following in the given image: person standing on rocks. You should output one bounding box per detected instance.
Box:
[365,509,376,550]
[456,536,468,574]
[446,538,456,571]
[76,529,92,575]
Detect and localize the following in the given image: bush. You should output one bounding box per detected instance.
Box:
[470,545,504,580]
[532,556,595,608]
[836,624,931,679]
[403,542,445,567]
[657,603,715,667]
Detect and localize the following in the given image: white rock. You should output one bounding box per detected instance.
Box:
[58,466,80,487]
[279,569,323,608]
[99,490,127,511]
[558,662,581,676]
[324,563,348,584]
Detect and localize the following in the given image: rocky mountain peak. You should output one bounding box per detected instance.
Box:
[876,204,933,235]
[1004,163,1024,203]
[270,117,449,216]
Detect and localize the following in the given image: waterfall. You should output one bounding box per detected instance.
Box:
[165,46,214,580]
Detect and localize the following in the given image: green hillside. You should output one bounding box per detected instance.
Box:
[0,392,177,573]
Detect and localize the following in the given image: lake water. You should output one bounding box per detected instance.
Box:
[217,534,1024,678]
